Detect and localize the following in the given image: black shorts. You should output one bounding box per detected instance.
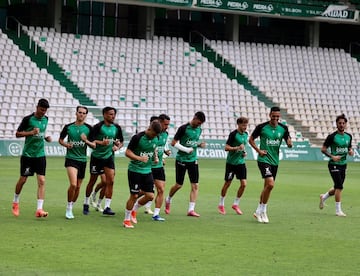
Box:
[257,161,278,180]
[65,158,87,179]
[328,164,346,190]
[128,170,154,194]
[175,160,199,185]
[152,167,166,181]
[20,156,46,176]
[224,163,247,181]
[89,155,115,175]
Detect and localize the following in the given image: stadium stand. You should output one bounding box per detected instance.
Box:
[206,39,360,143]
[18,26,272,140]
[0,28,98,140]
[1,25,359,145]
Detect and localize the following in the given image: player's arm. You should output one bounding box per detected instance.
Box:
[171,138,193,153]
[286,136,293,148]
[225,144,244,152]
[59,137,73,149]
[249,136,267,156]
[80,133,96,149]
[321,144,341,162]
[125,148,148,163]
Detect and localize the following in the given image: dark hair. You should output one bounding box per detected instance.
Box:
[237,117,249,124]
[150,120,162,134]
[159,114,170,121]
[37,98,49,108]
[194,111,206,123]
[270,106,280,112]
[336,113,348,123]
[150,116,159,122]
[77,106,88,114]
[102,106,116,115]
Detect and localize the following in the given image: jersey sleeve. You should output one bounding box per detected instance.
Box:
[323,132,336,148]
[17,114,32,132]
[59,123,71,139]
[174,124,187,141]
[226,130,237,145]
[127,132,142,151]
[251,123,264,139]
[115,124,124,142]
[89,122,102,141]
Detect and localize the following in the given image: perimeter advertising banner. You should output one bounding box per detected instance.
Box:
[121,0,358,22]
[195,0,358,22]
[1,139,360,162]
[141,0,193,6]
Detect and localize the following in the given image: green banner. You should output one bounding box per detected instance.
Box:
[142,0,193,6]
[2,139,360,162]
[195,0,358,21]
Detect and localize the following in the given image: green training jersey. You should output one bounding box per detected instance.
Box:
[174,123,202,163]
[251,122,290,166]
[17,113,48,158]
[152,131,169,169]
[59,122,92,162]
[127,131,159,174]
[226,129,248,165]
[323,131,352,165]
[89,121,123,159]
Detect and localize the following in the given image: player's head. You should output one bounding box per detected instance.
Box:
[194,111,206,123]
[37,98,50,109]
[336,113,347,123]
[336,113,347,132]
[76,106,88,121]
[102,106,117,123]
[76,106,88,114]
[147,120,162,138]
[36,98,49,118]
[159,114,170,131]
[103,106,117,115]
[237,117,249,125]
[191,111,206,128]
[237,117,249,132]
[269,106,281,126]
[150,116,159,123]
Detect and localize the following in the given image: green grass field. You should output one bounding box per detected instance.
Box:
[1,157,360,275]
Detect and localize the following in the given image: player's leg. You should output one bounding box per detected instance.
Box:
[66,166,78,219]
[232,164,247,215]
[12,176,27,216]
[187,162,200,217]
[103,167,116,215]
[83,173,98,215]
[165,160,186,214]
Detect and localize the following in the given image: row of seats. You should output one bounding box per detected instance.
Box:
[208,40,360,141]
[2,26,358,144]
[20,26,274,140]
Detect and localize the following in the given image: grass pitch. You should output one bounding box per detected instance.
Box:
[1,157,360,275]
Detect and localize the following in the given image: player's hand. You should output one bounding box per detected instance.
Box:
[332,155,341,162]
[33,128,40,135]
[259,150,267,156]
[139,155,149,163]
[114,139,123,148]
[45,136,52,142]
[80,133,87,141]
[198,141,206,148]
[349,148,354,156]
[102,138,110,146]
